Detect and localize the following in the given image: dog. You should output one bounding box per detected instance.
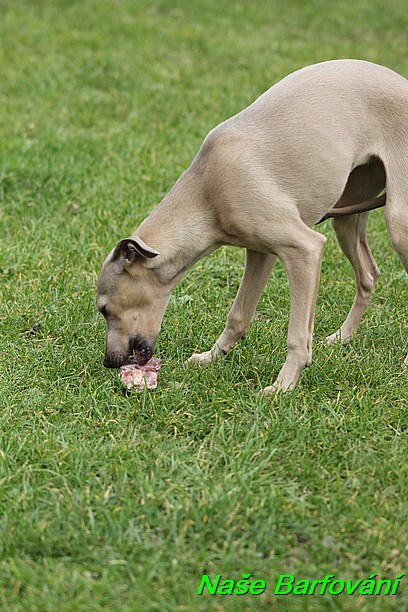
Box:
[97,59,408,392]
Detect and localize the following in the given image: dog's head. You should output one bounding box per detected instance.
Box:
[97,236,169,368]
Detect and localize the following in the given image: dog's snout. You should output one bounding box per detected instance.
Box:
[103,336,155,369]
[103,354,123,369]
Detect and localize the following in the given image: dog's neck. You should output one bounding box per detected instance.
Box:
[136,169,221,285]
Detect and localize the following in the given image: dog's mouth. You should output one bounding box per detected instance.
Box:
[103,336,155,369]
[127,352,150,367]
[127,336,154,367]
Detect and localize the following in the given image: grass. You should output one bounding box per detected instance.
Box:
[0,0,407,609]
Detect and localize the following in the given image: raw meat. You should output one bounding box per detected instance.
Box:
[119,358,161,391]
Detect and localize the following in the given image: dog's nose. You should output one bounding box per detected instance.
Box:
[103,355,120,368]
[103,356,112,368]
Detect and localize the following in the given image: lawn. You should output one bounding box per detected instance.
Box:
[0,0,407,610]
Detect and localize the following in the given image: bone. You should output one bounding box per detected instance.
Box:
[119,358,161,391]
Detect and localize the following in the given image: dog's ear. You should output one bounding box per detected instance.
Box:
[112,237,160,265]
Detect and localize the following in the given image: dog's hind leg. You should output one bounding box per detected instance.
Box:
[325,159,385,345]
[187,250,276,364]
[384,191,408,366]
[326,211,381,345]
[385,199,408,273]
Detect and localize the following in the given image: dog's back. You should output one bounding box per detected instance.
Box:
[194,59,408,227]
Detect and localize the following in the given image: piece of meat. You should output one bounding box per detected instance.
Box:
[119,358,161,391]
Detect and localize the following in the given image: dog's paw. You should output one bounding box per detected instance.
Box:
[262,375,299,394]
[262,383,280,395]
[325,330,341,346]
[261,379,288,394]
[186,351,215,366]
[326,329,354,346]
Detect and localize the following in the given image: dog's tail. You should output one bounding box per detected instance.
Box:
[316,193,386,225]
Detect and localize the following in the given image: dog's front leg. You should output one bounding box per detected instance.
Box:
[187,250,276,365]
[263,228,327,393]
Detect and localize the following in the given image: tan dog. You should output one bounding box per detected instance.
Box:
[97,60,408,392]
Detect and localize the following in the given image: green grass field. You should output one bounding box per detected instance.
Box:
[1,0,407,609]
